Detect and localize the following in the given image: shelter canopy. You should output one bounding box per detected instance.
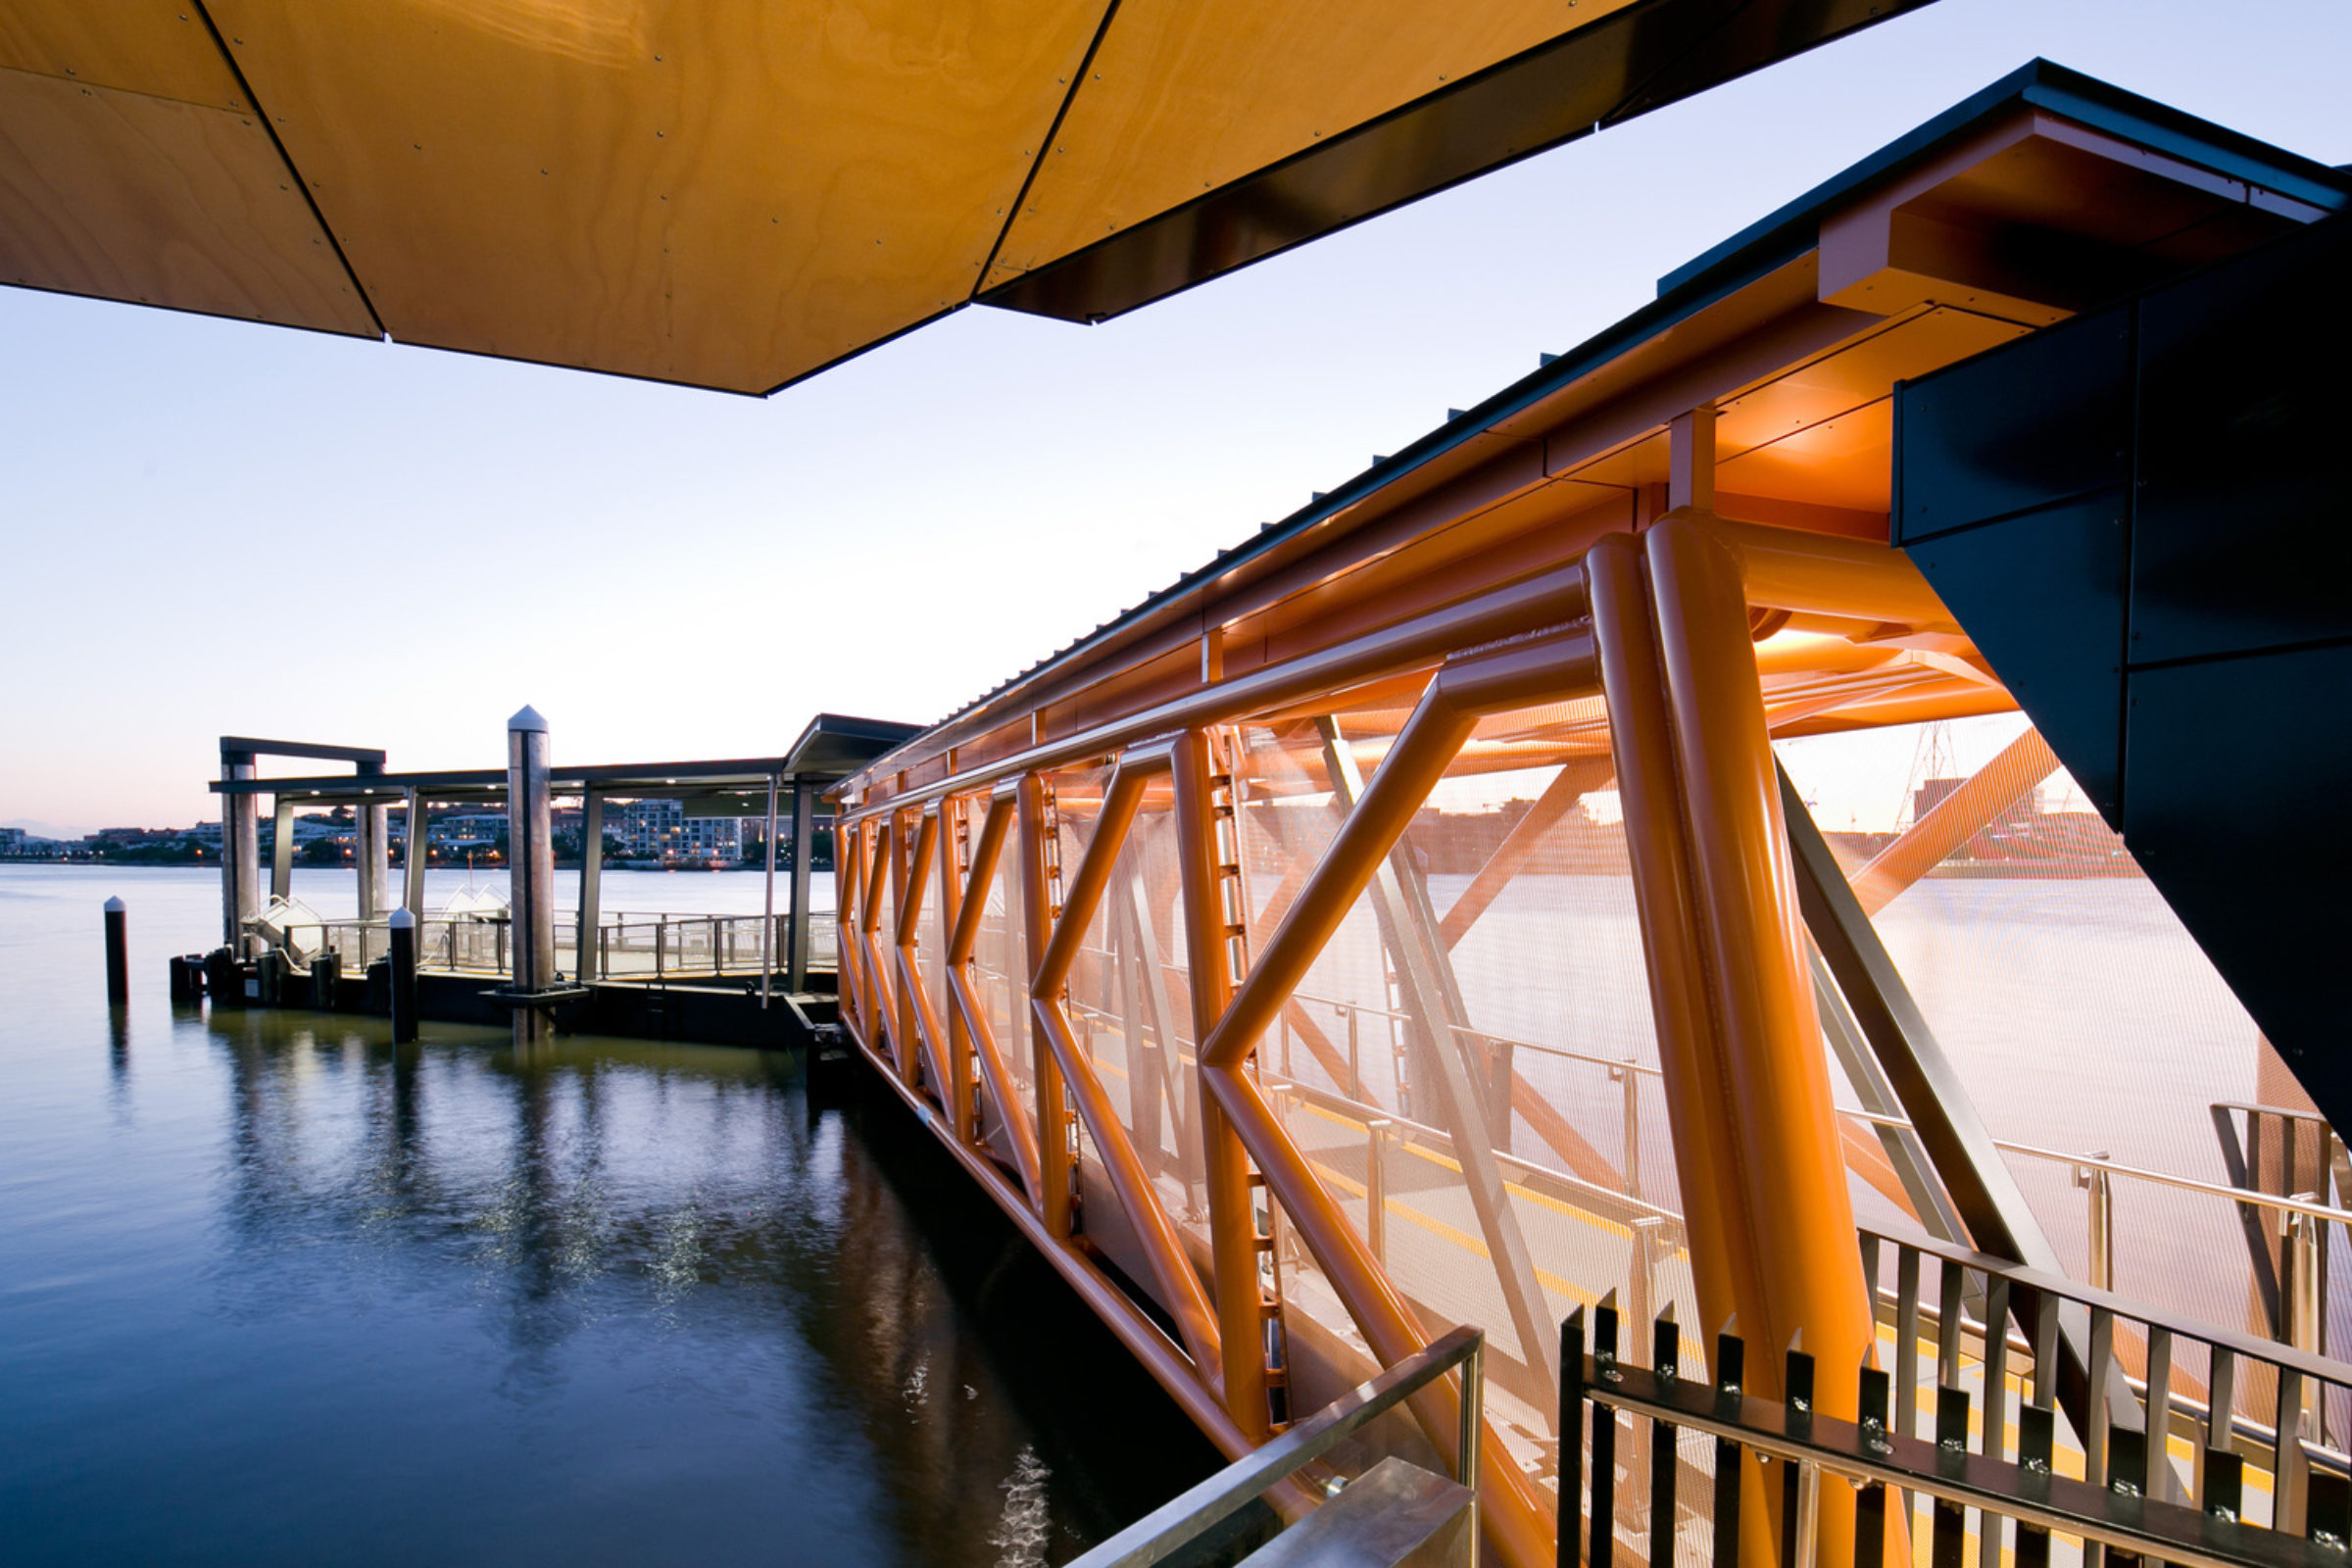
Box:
[0,0,1924,394]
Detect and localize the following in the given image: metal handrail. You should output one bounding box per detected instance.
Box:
[1840,1108,2352,1226]
[1063,1324,1484,1568]
[1567,1323,2351,1568]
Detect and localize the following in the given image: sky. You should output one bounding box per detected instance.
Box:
[2,0,2344,837]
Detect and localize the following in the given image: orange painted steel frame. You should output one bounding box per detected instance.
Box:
[829,514,1959,1568]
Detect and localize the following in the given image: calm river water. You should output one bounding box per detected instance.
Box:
[0,865,1220,1567]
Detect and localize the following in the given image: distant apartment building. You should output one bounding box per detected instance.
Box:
[616,800,742,862]
[0,827,25,855]
[432,812,508,851]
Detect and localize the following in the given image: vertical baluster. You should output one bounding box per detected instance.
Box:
[1714,1322,1744,1568]
[2304,1470,2349,1550]
[1593,1293,1619,1568]
[2106,1425,2146,1568]
[1897,1248,1922,1533]
[1857,1364,1891,1568]
[1934,1386,1970,1568]
[1783,1334,1816,1568]
[2200,1347,2235,1513]
[2203,1448,2243,1523]
[1651,1308,1678,1568]
[2033,1290,2061,1412]
[1981,1274,2012,1471]
[2016,1404,2055,1568]
[1937,1259,1966,1393]
[2086,1307,2115,1568]
[2144,1327,2177,1503]
[2275,1362,2308,1535]
[1563,1309,1586,1568]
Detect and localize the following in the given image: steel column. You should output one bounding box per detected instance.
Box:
[506,707,557,1043]
[405,788,429,920]
[576,791,602,978]
[760,775,779,1007]
[221,749,260,954]
[1173,729,1275,1442]
[270,796,294,903]
[787,783,813,991]
[1018,773,1073,1235]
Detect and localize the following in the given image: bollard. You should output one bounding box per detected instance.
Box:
[169,954,206,1004]
[204,947,245,1006]
[389,907,419,1044]
[103,897,129,1004]
[309,953,342,1011]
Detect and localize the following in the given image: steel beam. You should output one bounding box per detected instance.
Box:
[270,795,294,904]
[947,790,1043,1200]
[1314,715,1558,1392]
[788,781,814,992]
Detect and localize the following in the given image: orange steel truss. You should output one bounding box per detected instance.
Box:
[832,507,1984,1568]
[822,75,2344,1567]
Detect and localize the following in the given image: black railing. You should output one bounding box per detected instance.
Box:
[1562,1297,2352,1568]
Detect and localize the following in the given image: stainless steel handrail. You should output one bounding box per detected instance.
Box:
[1063,1324,1484,1568]
[1842,1108,2352,1226]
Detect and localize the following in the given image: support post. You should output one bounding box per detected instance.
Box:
[403,788,428,920]
[1018,772,1073,1235]
[221,746,260,955]
[103,896,129,1004]
[507,706,556,1045]
[389,906,419,1043]
[789,781,814,992]
[760,775,778,1008]
[356,775,388,923]
[270,796,294,903]
[576,791,603,980]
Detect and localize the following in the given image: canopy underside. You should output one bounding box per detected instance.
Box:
[0,0,1929,394]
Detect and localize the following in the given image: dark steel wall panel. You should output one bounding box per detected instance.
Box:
[1894,211,2352,1131]
[2133,220,2352,665]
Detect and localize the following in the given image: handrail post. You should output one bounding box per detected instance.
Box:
[2077,1153,2115,1291]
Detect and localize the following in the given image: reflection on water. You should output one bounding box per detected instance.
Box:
[0,867,1216,1566]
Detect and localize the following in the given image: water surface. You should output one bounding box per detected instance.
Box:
[0,866,1218,1566]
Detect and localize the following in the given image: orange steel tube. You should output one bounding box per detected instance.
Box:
[1592,531,1783,1568]
[1029,760,1152,998]
[1852,725,2059,915]
[937,804,974,1142]
[891,811,924,1089]
[1200,684,1476,1073]
[1647,514,1875,1557]
[898,810,949,1094]
[1205,1063,1557,1568]
[1198,633,1595,1074]
[1025,755,1222,1377]
[946,793,1043,1199]
[842,564,1591,819]
[1172,729,1274,1441]
[1438,754,1614,951]
[1017,773,1072,1235]
[1694,510,1957,631]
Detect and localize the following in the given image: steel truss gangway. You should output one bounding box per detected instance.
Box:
[824,64,2352,1568]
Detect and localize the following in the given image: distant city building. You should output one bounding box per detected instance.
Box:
[616,800,742,862]
[432,812,507,851]
[0,827,25,855]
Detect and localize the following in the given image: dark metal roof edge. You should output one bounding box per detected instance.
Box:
[1658,59,2352,300]
[854,235,1796,783]
[849,59,2351,790]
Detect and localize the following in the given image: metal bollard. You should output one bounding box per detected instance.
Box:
[309,953,342,1011]
[103,897,129,1004]
[388,906,419,1044]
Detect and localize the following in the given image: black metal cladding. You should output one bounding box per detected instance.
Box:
[1892,212,2352,1135]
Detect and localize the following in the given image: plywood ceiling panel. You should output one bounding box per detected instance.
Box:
[0,2,248,109]
[0,65,375,333]
[987,0,1641,283]
[204,0,1106,393]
